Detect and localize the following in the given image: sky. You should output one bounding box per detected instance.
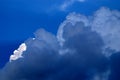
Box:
[0,0,120,80]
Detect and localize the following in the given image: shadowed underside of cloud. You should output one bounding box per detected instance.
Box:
[0,7,120,80]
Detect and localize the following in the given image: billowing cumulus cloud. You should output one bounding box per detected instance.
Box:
[0,7,120,80]
[92,7,120,55]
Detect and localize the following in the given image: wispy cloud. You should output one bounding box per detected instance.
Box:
[78,0,86,2]
[59,0,86,11]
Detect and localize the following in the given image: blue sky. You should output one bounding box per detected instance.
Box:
[0,0,120,68]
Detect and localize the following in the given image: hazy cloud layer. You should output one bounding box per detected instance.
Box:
[0,7,120,80]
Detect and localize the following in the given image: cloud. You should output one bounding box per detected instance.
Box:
[109,52,120,80]
[59,7,120,57]
[78,0,85,2]
[59,0,85,11]
[9,43,27,62]
[91,7,120,54]
[0,7,120,80]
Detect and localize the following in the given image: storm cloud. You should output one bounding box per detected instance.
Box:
[0,7,120,80]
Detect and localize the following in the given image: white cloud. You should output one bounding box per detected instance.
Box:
[59,0,86,11]
[9,43,27,62]
[92,7,120,53]
[60,0,74,11]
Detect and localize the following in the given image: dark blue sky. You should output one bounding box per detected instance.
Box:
[0,0,120,67]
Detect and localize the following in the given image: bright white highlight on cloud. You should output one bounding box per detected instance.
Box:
[9,43,27,62]
[60,0,85,11]
[57,22,66,46]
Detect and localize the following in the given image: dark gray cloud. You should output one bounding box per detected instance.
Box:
[108,52,120,80]
[0,7,120,80]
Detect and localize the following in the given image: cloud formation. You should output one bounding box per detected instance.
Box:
[92,7,120,53]
[60,0,85,11]
[60,7,120,56]
[0,7,120,80]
